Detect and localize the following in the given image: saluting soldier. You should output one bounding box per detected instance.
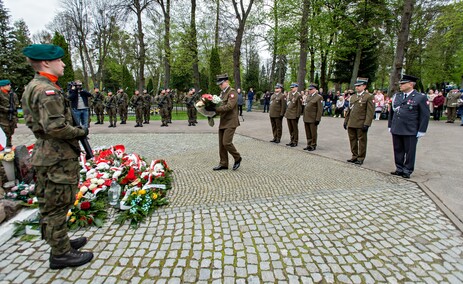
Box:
[211,74,242,171]
[302,83,323,151]
[21,44,93,269]
[131,90,144,127]
[389,75,429,178]
[184,88,198,126]
[344,77,375,165]
[445,88,461,123]
[116,88,129,124]
[142,89,152,124]
[157,89,170,127]
[284,83,303,147]
[93,87,105,124]
[104,91,118,127]
[269,83,286,143]
[0,79,19,148]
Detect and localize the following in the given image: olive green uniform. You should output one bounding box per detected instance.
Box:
[142,93,152,123]
[104,95,118,127]
[344,91,374,162]
[0,90,19,148]
[157,93,170,126]
[117,91,129,124]
[184,93,197,125]
[131,93,144,126]
[22,74,86,256]
[269,92,286,142]
[302,92,323,148]
[216,86,241,167]
[93,91,105,124]
[167,91,174,123]
[445,91,461,123]
[284,91,302,145]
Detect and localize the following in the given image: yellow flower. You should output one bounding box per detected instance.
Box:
[67,211,72,217]
[70,217,76,223]
[138,189,146,195]
[152,193,158,200]
[74,200,79,206]
[131,191,137,195]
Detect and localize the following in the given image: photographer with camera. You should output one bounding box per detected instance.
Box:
[67,80,92,129]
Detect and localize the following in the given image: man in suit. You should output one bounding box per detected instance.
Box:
[285,83,302,147]
[388,74,429,178]
[344,77,374,165]
[302,83,323,151]
[212,74,242,171]
[269,83,287,143]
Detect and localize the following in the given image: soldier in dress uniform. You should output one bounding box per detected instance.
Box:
[344,77,374,165]
[157,89,170,127]
[0,79,19,148]
[116,88,129,124]
[388,74,429,178]
[302,83,323,151]
[21,44,93,269]
[142,89,152,124]
[284,83,302,147]
[131,90,144,127]
[104,91,118,127]
[184,88,198,126]
[445,88,461,123]
[93,87,105,124]
[211,74,242,171]
[269,83,286,143]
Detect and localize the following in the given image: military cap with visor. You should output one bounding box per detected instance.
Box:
[22,44,64,61]
[354,77,369,86]
[290,83,299,88]
[216,74,229,85]
[308,83,318,90]
[0,79,11,87]
[275,83,284,90]
[399,74,419,84]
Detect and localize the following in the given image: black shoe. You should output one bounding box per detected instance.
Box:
[290,143,297,147]
[146,121,149,124]
[188,123,192,126]
[94,122,100,125]
[354,160,363,165]
[108,124,113,128]
[122,121,127,124]
[233,157,242,170]
[135,124,140,127]
[140,124,143,127]
[192,123,196,126]
[49,249,93,270]
[303,146,310,150]
[390,171,403,176]
[308,146,316,151]
[286,143,293,146]
[347,158,357,163]
[402,173,410,178]
[113,124,116,128]
[270,139,276,143]
[213,165,228,171]
[274,139,280,144]
[70,237,87,250]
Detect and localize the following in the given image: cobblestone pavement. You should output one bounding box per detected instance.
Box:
[0,133,462,283]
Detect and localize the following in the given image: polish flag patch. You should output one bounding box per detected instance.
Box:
[230,94,234,98]
[45,90,55,95]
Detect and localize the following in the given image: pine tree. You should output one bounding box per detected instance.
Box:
[51,32,74,89]
[146,78,154,93]
[208,47,221,95]
[0,0,13,80]
[9,20,33,96]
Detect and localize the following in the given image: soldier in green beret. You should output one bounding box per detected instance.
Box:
[117,88,129,124]
[21,44,93,269]
[104,91,118,127]
[142,89,152,124]
[0,79,19,148]
[93,87,105,124]
[130,90,144,127]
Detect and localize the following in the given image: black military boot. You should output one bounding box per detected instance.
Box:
[70,237,87,250]
[49,249,94,269]
[108,123,113,128]
[188,122,192,126]
[135,123,140,127]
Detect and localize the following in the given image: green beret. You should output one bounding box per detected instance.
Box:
[0,79,11,87]
[22,44,64,61]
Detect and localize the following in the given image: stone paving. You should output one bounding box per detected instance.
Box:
[0,133,462,283]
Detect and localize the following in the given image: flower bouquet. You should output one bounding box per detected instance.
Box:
[5,183,37,207]
[195,94,222,127]
[67,189,107,230]
[0,149,16,181]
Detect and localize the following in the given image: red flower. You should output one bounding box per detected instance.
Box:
[80,201,91,210]
[104,179,112,186]
[87,217,93,225]
[27,198,33,204]
[126,167,136,180]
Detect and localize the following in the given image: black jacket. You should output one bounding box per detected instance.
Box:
[68,89,92,109]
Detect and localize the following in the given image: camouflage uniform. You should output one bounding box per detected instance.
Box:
[130,92,144,127]
[93,91,105,124]
[0,88,19,148]
[183,92,197,126]
[22,74,86,256]
[156,92,170,126]
[167,90,174,123]
[142,91,152,123]
[104,94,118,127]
[117,91,129,124]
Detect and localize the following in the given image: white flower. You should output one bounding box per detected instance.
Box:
[113,171,122,179]
[140,172,149,179]
[212,95,222,104]
[89,184,98,190]
[97,179,105,185]
[80,168,87,174]
[80,186,88,194]
[195,101,205,108]
[90,178,98,184]
[153,163,164,174]
[96,162,110,170]
[102,173,110,179]
[32,197,38,203]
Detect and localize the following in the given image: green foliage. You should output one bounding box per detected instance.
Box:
[102,57,135,94]
[51,32,74,88]
[244,47,260,92]
[146,78,154,93]
[208,47,221,95]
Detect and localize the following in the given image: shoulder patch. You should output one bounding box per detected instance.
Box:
[230,94,234,98]
[45,90,56,96]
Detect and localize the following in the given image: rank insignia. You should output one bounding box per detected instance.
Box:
[45,90,55,96]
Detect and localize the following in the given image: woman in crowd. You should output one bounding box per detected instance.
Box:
[374,90,385,120]
[427,89,436,114]
[433,91,445,121]
[335,95,345,118]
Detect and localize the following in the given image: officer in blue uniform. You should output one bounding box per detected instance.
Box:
[388,74,430,178]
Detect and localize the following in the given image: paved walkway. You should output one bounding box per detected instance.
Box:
[0,113,462,283]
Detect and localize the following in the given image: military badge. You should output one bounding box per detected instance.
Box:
[45,90,55,96]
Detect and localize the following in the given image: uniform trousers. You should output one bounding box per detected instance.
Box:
[94,104,104,123]
[447,107,457,122]
[135,106,143,124]
[118,106,127,123]
[270,117,283,141]
[286,118,299,144]
[347,127,367,161]
[143,106,151,122]
[392,134,417,175]
[187,107,197,123]
[304,122,318,147]
[0,121,16,147]
[218,128,240,167]
[35,159,79,255]
[106,108,117,125]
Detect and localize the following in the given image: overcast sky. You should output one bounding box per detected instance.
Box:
[4,0,60,35]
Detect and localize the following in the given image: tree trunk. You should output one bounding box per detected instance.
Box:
[78,41,89,88]
[297,0,310,91]
[214,0,219,48]
[270,0,278,86]
[350,45,362,88]
[191,0,200,90]
[160,0,171,88]
[388,0,415,96]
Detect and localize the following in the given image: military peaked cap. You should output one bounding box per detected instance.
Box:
[23,44,64,61]
[216,74,229,85]
[0,79,11,87]
[308,83,318,90]
[354,77,369,86]
[399,74,419,84]
[290,83,299,88]
[275,83,284,89]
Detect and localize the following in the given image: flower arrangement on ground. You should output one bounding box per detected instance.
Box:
[5,183,37,206]
[67,189,107,230]
[195,94,222,127]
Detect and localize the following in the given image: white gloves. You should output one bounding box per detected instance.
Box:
[416,132,426,139]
